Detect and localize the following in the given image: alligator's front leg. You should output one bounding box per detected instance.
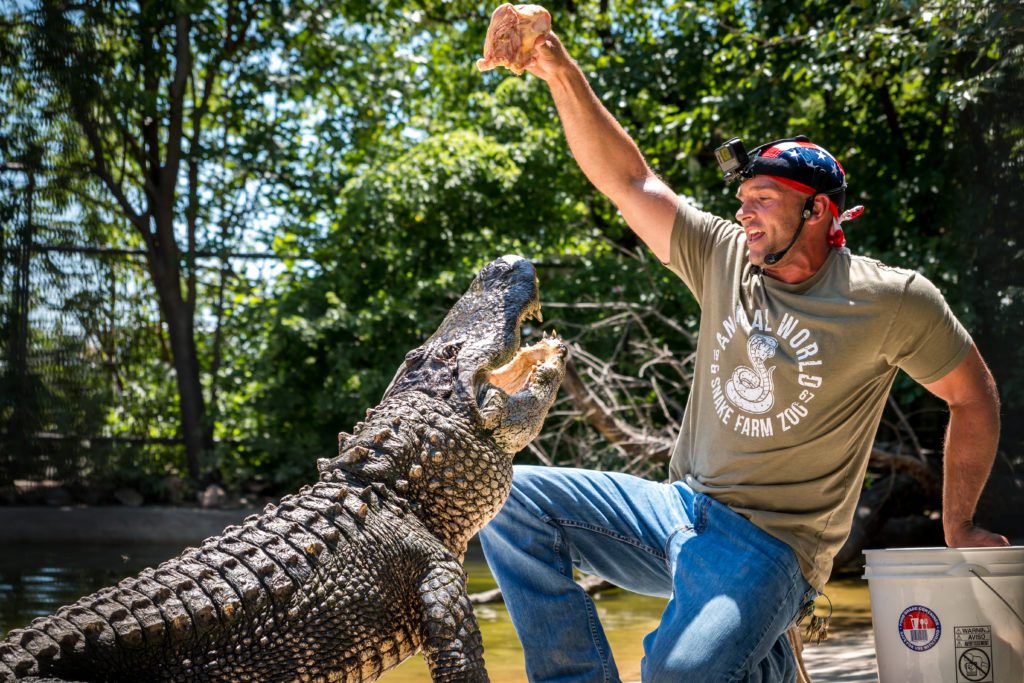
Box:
[416,560,488,683]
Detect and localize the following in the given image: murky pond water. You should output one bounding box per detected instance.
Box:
[0,541,870,681]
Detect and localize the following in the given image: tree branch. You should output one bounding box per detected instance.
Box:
[139,3,162,205]
[876,82,911,172]
[163,12,191,205]
[75,115,149,235]
[869,445,940,496]
[561,358,673,462]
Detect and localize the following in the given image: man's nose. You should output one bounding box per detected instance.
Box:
[735,203,752,223]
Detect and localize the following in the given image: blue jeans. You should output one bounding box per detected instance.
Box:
[478,466,815,683]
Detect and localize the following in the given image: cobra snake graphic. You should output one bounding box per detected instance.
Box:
[725,334,779,414]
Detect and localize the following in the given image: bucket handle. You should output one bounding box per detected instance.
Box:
[965,568,1024,628]
[948,562,989,577]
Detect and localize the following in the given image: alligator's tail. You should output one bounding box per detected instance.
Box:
[0,482,356,680]
[0,535,268,682]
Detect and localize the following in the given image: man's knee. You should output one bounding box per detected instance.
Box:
[641,630,796,683]
[508,463,554,495]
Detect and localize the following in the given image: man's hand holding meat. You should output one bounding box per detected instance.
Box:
[521,30,568,82]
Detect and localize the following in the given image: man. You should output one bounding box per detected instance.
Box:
[477,27,1009,683]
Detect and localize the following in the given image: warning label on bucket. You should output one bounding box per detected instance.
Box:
[955,626,993,682]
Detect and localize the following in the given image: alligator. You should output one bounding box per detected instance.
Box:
[0,255,567,683]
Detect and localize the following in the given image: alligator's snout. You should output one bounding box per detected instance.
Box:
[442,255,566,451]
[378,255,565,451]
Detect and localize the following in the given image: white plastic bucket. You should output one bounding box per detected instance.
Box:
[863,547,1024,683]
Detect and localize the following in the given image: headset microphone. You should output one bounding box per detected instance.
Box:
[762,196,816,267]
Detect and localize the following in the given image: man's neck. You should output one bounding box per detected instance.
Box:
[761,245,832,284]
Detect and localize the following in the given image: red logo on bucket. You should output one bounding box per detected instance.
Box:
[898,605,941,652]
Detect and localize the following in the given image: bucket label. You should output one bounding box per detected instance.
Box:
[954,625,993,682]
[898,605,941,652]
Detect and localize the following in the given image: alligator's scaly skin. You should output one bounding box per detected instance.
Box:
[0,256,566,683]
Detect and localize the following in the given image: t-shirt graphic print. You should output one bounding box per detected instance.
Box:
[709,303,827,439]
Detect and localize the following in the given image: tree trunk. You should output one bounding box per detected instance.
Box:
[161,291,208,481]
[145,221,208,482]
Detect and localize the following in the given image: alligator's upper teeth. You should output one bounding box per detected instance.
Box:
[522,304,543,325]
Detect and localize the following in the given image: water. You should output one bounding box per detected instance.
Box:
[0,543,191,635]
[0,541,869,681]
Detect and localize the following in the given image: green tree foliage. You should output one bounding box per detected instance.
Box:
[248,0,1020,494]
[3,1,1021,506]
[2,0,342,482]
[3,0,260,479]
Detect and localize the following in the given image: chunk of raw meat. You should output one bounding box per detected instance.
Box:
[476,4,552,75]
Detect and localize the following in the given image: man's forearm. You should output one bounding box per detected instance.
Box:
[942,399,1001,544]
[525,32,678,261]
[546,61,650,204]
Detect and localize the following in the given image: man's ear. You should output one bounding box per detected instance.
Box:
[812,195,831,222]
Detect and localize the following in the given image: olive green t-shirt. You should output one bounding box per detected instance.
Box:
[666,201,972,591]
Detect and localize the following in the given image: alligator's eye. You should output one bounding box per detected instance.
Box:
[435,342,461,361]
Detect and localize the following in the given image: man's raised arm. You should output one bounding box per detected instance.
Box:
[525,32,678,263]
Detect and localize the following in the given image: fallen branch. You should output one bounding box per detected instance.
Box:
[869,446,940,495]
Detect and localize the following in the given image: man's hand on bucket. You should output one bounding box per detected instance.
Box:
[946,521,1010,548]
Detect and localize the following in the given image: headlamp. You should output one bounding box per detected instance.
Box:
[715,136,809,184]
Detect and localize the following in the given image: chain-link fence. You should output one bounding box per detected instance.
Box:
[3,163,161,497]
[0,165,191,499]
